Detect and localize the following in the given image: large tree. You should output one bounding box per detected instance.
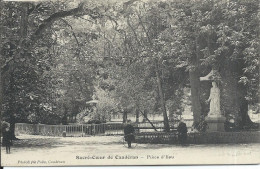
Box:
[0,0,112,136]
[166,0,259,128]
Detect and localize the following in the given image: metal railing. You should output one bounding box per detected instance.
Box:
[15,120,193,137]
[15,123,125,137]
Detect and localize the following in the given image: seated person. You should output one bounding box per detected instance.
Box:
[177,121,188,144]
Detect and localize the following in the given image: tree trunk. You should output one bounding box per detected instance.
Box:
[8,3,29,139]
[155,62,170,132]
[135,108,139,123]
[20,3,28,39]
[9,71,17,139]
[221,64,255,130]
[62,104,68,125]
[189,68,202,126]
[142,109,148,122]
[123,110,127,123]
[240,99,252,126]
[8,3,29,138]
[9,115,17,139]
[189,35,202,128]
[237,81,254,128]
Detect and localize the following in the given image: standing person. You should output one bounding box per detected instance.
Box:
[124,120,135,148]
[2,126,12,154]
[177,121,188,145]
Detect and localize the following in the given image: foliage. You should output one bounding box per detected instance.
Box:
[93,86,117,122]
[1,121,10,130]
[1,0,259,131]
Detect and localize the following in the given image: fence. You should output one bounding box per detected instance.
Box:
[15,123,125,137]
[15,121,192,137]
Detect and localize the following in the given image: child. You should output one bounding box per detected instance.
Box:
[2,126,12,154]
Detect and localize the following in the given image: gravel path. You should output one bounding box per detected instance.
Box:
[1,134,259,166]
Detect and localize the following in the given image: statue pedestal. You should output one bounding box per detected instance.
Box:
[205,115,226,132]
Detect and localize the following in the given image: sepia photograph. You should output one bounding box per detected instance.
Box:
[0,0,259,167]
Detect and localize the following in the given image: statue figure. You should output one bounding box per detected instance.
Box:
[207,81,221,116]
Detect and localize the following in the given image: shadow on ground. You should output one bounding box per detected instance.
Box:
[9,136,123,149]
[11,138,62,148]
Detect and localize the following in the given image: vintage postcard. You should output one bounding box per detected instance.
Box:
[1,0,259,167]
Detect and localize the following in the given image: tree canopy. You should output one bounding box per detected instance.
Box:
[1,0,259,134]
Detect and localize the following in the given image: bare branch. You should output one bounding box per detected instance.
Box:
[60,19,79,46]
[77,16,95,24]
[127,17,142,47]
[136,12,152,45]
[33,3,84,38]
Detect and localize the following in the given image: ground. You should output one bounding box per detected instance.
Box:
[1,134,260,166]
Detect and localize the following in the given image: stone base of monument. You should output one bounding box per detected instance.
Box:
[205,116,226,132]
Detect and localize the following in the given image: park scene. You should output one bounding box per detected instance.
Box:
[1,0,260,166]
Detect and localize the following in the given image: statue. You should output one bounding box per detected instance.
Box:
[201,70,226,132]
[207,81,221,117]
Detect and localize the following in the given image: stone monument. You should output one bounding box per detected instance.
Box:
[205,81,226,132]
[200,70,226,132]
